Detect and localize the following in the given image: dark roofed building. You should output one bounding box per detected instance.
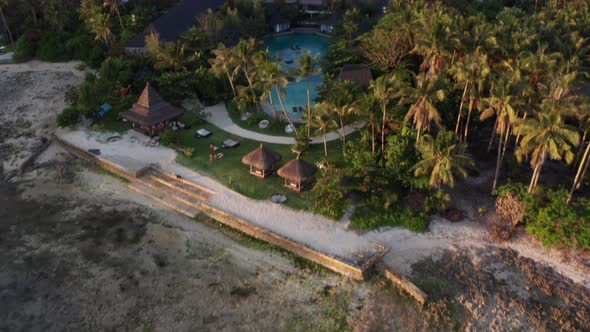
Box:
[338,64,373,91]
[277,156,317,191]
[121,82,184,136]
[269,12,291,33]
[125,0,225,53]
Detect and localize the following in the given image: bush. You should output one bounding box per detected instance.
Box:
[495,183,590,249]
[159,128,178,146]
[424,189,451,214]
[57,107,81,127]
[183,147,194,158]
[13,35,36,62]
[306,169,346,220]
[37,32,70,62]
[351,205,429,232]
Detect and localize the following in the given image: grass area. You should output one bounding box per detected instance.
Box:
[174,122,351,211]
[226,102,303,137]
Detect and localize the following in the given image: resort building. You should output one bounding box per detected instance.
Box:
[338,64,373,91]
[277,156,317,191]
[120,82,184,137]
[242,144,282,178]
[269,12,291,33]
[125,0,225,54]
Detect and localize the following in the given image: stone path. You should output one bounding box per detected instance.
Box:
[204,103,365,145]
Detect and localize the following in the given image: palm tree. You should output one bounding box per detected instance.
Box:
[450,47,490,142]
[515,108,579,193]
[569,133,590,203]
[327,81,360,146]
[103,0,124,30]
[293,51,321,138]
[480,80,521,191]
[360,93,381,154]
[252,51,280,119]
[93,12,113,46]
[412,130,474,189]
[311,102,337,157]
[0,0,14,48]
[209,44,238,97]
[404,73,446,144]
[267,61,297,135]
[235,38,258,89]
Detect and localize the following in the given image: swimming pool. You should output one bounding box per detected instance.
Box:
[264,33,330,121]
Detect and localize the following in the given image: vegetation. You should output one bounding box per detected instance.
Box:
[10,0,587,242]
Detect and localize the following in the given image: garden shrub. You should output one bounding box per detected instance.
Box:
[424,189,451,214]
[37,31,70,62]
[351,205,429,232]
[57,107,81,127]
[159,128,178,146]
[306,169,346,220]
[13,34,36,62]
[495,183,590,249]
[183,147,194,158]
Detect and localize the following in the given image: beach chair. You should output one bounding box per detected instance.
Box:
[222,139,240,148]
[195,128,212,137]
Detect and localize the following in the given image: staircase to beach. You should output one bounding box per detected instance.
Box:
[128,167,214,218]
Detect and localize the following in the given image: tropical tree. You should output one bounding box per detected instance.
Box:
[103,0,124,30]
[327,80,361,146]
[253,50,279,118]
[412,130,474,190]
[267,61,297,134]
[515,108,579,193]
[480,79,521,191]
[293,51,321,138]
[359,93,381,154]
[80,0,112,46]
[0,0,14,48]
[311,102,337,157]
[403,73,446,144]
[235,38,258,89]
[450,47,491,142]
[209,43,238,96]
[146,33,200,72]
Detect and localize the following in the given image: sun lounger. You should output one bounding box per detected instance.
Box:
[195,128,212,137]
[222,139,240,148]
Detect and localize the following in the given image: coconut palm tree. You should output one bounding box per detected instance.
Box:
[253,51,280,118]
[360,93,381,154]
[293,51,321,138]
[480,80,521,191]
[412,130,474,190]
[267,61,297,135]
[515,107,579,193]
[209,44,238,97]
[92,12,113,46]
[103,0,124,30]
[449,47,490,142]
[311,102,337,157]
[235,38,258,89]
[404,73,446,144]
[327,81,360,146]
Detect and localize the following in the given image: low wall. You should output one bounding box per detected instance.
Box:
[55,134,387,281]
[383,266,428,306]
[200,203,387,280]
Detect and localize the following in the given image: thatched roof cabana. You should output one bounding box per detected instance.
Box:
[338,64,373,91]
[242,144,281,178]
[277,156,317,191]
[121,82,184,135]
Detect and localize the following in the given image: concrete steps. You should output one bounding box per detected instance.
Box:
[147,167,214,199]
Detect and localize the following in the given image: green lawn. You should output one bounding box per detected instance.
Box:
[225,102,303,137]
[175,122,351,210]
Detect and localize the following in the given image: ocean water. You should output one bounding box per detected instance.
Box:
[263,33,330,120]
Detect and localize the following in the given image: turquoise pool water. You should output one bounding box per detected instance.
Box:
[264,33,330,121]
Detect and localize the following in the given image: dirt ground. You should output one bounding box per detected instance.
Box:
[1,61,589,331]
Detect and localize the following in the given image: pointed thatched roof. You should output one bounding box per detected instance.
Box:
[242,144,281,171]
[277,156,317,182]
[121,82,184,126]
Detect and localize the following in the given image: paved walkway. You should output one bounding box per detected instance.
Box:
[204,103,365,145]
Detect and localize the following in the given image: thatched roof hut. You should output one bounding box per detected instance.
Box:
[277,156,317,191]
[242,144,281,178]
[338,64,373,91]
[121,82,184,135]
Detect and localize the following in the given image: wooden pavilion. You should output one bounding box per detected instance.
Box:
[277,156,317,192]
[242,144,282,178]
[120,82,184,136]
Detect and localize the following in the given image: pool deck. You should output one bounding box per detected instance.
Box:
[205,103,365,145]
